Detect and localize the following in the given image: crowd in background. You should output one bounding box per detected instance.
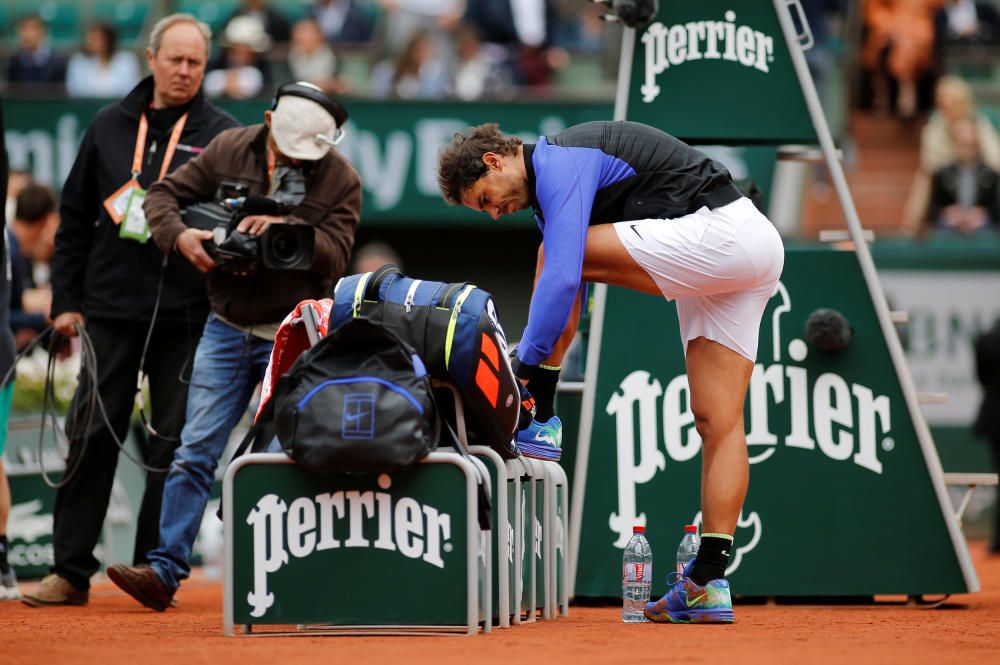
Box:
[2,0,616,100]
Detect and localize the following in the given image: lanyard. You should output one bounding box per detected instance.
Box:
[130,112,189,181]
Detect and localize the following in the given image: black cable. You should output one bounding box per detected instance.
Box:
[135,254,181,442]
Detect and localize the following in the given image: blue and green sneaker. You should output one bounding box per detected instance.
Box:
[516,416,562,461]
[644,561,734,624]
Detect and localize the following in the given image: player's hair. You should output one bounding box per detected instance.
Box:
[148,13,212,57]
[15,183,56,225]
[437,124,523,205]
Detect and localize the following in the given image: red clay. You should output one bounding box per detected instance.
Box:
[5,542,1000,665]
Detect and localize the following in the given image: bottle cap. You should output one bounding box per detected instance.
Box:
[684,525,698,533]
[632,525,645,534]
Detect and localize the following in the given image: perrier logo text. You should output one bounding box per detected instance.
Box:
[641,11,775,103]
[245,475,453,618]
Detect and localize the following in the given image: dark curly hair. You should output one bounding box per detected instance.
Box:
[437,124,523,205]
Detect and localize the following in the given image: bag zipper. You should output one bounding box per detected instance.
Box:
[444,285,476,370]
[404,279,423,313]
[297,376,425,413]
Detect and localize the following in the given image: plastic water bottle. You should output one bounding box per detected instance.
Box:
[622,525,652,623]
[676,524,700,575]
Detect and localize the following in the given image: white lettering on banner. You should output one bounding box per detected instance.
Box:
[245,475,453,618]
[605,371,666,548]
[641,11,775,103]
[607,281,893,548]
[415,119,467,196]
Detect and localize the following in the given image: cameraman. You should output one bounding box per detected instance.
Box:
[107,82,361,610]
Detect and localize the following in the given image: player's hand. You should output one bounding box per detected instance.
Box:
[237,214,283,236]
[176,228,217,273]
[52,311,85,338]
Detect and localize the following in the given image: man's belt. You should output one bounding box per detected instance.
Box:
[693,181,743,211]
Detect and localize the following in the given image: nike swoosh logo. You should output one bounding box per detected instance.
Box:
[345,411,369,423]
[721,550,730,557]
[630,224,643,239]
[686,592,708,607]
[534,432,558,446]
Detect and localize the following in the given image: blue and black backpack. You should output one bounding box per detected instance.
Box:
[331,265,523,459]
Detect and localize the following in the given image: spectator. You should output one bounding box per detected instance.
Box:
[374,0,464,59]
[450,23,512,100]
[926,118,999,234]
[288,17,347,94]
[464,0,568,89]
[9,183,58,349]
[225,0,292,44]
[66,22,141,98]
[862,0,943,119]
[108,82,361,611]
[370,29,449,99]
[973,320,1000,554]
[5,14,68,88]
[903,76,1000,233]
[20,13,239,609]
[204,15,273,99]
[308,0,376,44]
[552,0,608,54]
[351,240,403,273]
[936,0,1000,44]
[0,98,21,602]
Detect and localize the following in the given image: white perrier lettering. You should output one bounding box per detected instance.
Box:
[641,10,775,103]
[245,476,452,618]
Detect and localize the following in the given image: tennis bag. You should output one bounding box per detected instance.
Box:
[330,265,522,459]
[272,317,440,473]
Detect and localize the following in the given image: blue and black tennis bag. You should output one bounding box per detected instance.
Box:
[330,264,523,459]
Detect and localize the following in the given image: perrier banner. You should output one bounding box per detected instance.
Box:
[571,248,978,597]
[626,0,817,144]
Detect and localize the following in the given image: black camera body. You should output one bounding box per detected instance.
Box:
[181,196,315,274]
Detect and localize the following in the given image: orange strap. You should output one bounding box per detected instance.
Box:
[130,112,189,181]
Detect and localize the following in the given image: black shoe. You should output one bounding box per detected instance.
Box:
[107,564,174,612]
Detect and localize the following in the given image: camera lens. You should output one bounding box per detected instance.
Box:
[270,232,299,266]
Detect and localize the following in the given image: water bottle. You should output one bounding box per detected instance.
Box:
[676,524,700,575]
[622,525,652,623]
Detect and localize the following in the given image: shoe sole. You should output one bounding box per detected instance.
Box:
[21,594,87,607]
[517,441,562,461]
[106,566,170,612]
[644,606,735,624]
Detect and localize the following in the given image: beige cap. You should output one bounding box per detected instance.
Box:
[270,94,340,161]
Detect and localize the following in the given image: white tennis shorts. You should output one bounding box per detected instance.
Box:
[613,197,784,361]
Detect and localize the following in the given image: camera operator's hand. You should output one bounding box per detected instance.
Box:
[52,312,85,338]
[237,214,284,236]
[176,228,218,273]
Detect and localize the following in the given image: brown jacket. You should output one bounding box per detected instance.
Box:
[145,124,362,325]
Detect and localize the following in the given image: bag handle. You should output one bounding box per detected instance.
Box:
[363,263,401,302]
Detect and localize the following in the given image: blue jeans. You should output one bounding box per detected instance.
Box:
[148,314,274,590]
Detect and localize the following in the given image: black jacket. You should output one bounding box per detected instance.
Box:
[51,77,239,322]
[975,322,1000,446]
[928,160,1000,226]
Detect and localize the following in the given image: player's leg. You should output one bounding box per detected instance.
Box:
[519,227,657,460]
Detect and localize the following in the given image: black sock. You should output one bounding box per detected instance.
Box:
[0,534,9,574]
[527,365,560,422]
[688,533,733,586]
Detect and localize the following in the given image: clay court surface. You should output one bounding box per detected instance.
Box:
[4,542,999,665]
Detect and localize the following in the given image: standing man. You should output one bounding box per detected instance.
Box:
[107,82,362,611]
[0,99,22,601]
[23,14,239,608]
[437,121,784,623]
